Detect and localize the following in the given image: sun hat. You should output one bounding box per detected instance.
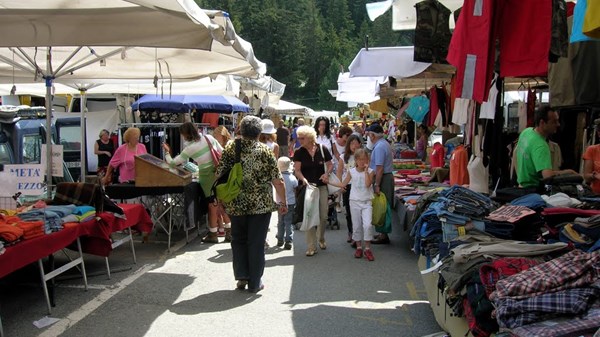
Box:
[261,119,276,134]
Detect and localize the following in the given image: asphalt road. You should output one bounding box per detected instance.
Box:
[0,209,443,337]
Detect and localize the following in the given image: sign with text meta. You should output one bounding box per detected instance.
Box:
[0,164,45,196]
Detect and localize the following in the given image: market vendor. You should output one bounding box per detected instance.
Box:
[515,106,578,188]
[102,127,147,185]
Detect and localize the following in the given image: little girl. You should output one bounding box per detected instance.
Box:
[332,148,376,261]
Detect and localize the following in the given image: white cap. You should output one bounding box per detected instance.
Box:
[261,119,276,134]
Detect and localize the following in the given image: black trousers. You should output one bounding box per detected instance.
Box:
[343,184,353,235]
[230,212,271,290]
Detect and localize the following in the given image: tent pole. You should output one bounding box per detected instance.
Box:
[80,89,87,182]
[45,49,53,199]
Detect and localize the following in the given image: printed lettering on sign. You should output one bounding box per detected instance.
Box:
[0,164,45,196]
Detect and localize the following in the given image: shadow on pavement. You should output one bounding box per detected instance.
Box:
[169,289,259,315]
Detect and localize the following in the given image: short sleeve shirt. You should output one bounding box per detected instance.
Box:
[215,139,282,216]
[369,138,393,174]
[293,145,332,186]
[516,128,552,188]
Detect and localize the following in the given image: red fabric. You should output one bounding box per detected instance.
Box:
[80,203,153,257]
[430,142,445,169]
[497,0,552,77]
[0,203,153,277]
[479,257,541,297]
[447,0,497,103]
[450,145,470,185]
[428,86,439,126]
[201,113,220,127]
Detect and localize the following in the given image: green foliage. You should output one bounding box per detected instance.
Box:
[194,0,414,112]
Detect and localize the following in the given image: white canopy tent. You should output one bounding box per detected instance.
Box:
[309,110,340,124]
[0,0,267,190]
[264,99,314,117]
[336,72,387,104]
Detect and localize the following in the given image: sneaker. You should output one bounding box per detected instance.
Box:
[276,239,284,247]
[224,228,232,243]
[284,241,292,250]
[236,280,248,290]
[201,232,218,244]
[354,248,363,258]
[217,228,225,237]
[248,282,265,293]
[364,249,375,261]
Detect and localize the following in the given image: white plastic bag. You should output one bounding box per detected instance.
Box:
[300,184,320,231]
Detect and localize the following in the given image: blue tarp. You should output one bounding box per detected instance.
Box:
[131,95,249,113]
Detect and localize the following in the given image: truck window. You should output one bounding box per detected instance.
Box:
[23,134,42,163]
[58,125,82,151]
[0,143,11,164]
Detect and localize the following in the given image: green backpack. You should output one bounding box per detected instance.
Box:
[213,139,242,203]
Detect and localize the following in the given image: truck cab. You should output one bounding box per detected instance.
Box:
[0,106,74,183]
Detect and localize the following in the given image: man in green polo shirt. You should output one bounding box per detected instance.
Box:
[516,106,578,188]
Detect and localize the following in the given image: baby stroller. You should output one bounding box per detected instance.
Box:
[327,194,340,230]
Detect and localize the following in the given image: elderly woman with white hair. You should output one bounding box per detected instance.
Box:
[292,125,334,257]
[216,115,287,293]
[102,127,147,185]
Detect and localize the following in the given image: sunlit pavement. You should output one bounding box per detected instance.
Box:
[0,210,442,337]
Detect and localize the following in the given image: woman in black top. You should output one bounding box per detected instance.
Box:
[94,129,114,177]
[292,125,333,257]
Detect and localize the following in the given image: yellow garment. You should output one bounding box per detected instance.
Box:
[583,0,600,38]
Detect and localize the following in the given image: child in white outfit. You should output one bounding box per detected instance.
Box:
[331,148,376,261]
[276,157,298,250]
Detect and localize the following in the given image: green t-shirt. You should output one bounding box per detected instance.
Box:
[516,127,552,188]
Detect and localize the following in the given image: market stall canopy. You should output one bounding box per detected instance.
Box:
[309,110,339,122]
[366,0,463,30]
[336,72,387,104]
[0,76,240,97]
[349,47,432,78]
[264,99,314,116]
[131,94,249,113]
[0,0,266,82]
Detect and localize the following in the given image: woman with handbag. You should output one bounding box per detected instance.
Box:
[216,116,287,293]
[162,122,223,244]
[293,125,334,256]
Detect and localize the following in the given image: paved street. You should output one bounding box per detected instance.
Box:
[1,210,442,337]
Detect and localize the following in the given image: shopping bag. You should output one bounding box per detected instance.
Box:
[326,172,342,194]
[372,193,387,227]
[319,145,341,194]
[299,184,319,231]
[212,139,242,203]
[292,184,306,225]
[375,202,392,234]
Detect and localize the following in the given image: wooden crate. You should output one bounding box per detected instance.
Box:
[134,154,191,187]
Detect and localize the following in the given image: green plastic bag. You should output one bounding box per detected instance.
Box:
[376,203,392,234]
[213,139,242,203]
[372,193,387,227]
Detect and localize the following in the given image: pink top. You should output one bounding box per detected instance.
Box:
[108,143,147,182]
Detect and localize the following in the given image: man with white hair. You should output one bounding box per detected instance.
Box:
[365,123,393,244]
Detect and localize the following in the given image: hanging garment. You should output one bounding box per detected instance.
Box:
[428,85,439,126]
[571,0,600,42]
[452,98,470,125]
[468,129,489,194]
[405,95,430,123]
[548,141,563,171]
[413,0,453,63]
[447,0,497,103]
[480,74,498,120]
[549,14,577,108]
[583,0,600,38]
[549,0,569,62]
[571,40,600,105]
[464,100,476,147]
[442,81,452,126]
[450,145,470,186]
[517,101,527,132]
[498,0,552,77]
[526,88,536,128]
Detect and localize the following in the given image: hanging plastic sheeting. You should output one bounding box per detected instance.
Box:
[349,47,431,79]
[336,72,387,104]
[365,0,463,30]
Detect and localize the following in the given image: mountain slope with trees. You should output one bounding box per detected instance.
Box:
[197,0,414,111]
